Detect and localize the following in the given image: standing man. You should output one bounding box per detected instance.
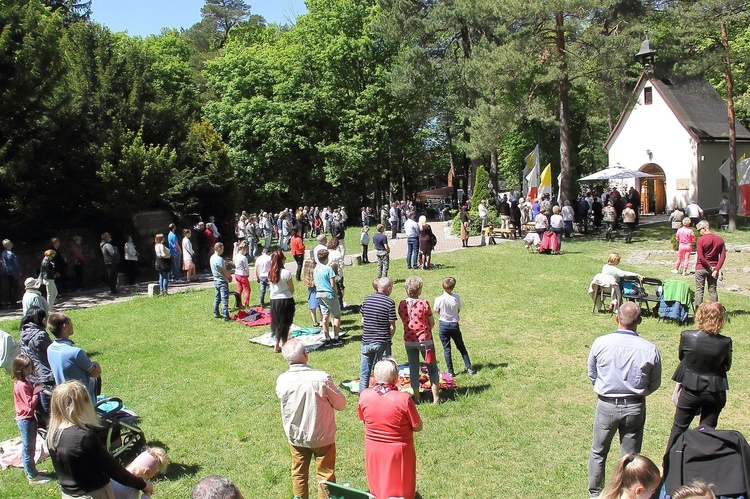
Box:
[695,220,726,307]
[2,239,21,307]
[478,199,489,230]
[99,233,119,294]
[373,224,390,278]
[358,277,396,393]
[313,234,328,265]
[587,302,661,497]
[404,211,419,270]
[47,312,102,405]
[389,202,399,239]
[276,339,346,499]
[168,223,183,282]
[685,201,704,228]
[210,242,233,321]
[330,213,346,256]
[254,247,272,308]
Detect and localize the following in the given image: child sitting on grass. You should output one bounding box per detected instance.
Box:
[112,447,169,499]
[12,354,50,485]
[433,277,475,377]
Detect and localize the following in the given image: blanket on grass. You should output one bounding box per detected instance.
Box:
[341,365,457,394]
[233,307,272,327]
[249,326,347,352]
[0,436,49,470]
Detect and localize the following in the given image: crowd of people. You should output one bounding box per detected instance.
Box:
[0,190,743,499]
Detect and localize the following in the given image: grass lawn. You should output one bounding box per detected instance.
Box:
[1,222,749,498]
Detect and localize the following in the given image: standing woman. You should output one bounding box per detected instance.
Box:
[47,381,153,498]
[673,218,695,276]
[182,229,196,282]
[664,301,732,458]
[459,206,470,247]
[418,223,435,270]
[69,236,86,291]
[40,250,58,311]
[123,236,139,285]
[233,242,251,308]
[269,250,295,353]
[290,229,305,281]
[358,359,423,499]
[154,234,170,296]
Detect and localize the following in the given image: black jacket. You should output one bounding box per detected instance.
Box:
[672,329,732,392]
[665,426,750,496]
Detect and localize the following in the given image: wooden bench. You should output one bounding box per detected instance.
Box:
[491,228,516,240]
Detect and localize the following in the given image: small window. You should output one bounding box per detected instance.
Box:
[644,87,653,105]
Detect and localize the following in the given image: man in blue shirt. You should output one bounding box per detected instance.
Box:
[47,312,101,405]
[167,223,182,282]
[586,302,661,497]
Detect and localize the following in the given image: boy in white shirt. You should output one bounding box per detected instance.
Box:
[433,277,475,376]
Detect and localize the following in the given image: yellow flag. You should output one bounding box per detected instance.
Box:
[540,163,552,187]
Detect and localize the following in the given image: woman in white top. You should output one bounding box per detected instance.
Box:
[233,242,251,307]
[601,253,641,283]
[124,236,139,285]
[534,211,549,238]
[327,237,345,308]
[268,250,295,353]
[549,205,564,253]
[181,229,195,282]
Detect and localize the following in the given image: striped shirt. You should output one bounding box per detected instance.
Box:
[360,292,396,345]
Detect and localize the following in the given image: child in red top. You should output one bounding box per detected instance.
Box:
[398,276,440,404]
[12,354,49,485]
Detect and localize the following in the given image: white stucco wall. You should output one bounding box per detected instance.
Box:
[606,80,750,211]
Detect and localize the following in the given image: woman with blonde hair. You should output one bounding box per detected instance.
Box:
[599,454,661,499]
[47,381,153,498]
[672,481,716,499]
[358,358,422,499]
[398,276,440,404]
[602,253,641,283]
[664,301,732,460]
[673,218,696,275]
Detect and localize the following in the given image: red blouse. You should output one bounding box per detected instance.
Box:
[398,298,433,343]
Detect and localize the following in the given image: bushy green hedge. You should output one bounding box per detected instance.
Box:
[451,207,502,235]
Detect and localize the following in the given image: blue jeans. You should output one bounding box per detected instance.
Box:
[406,237,419,269]
[438,321,471,374]
[259,276,269,307]
[171,252,182,280]
[17,418,39,478]
[246,237,256,262]
[158,269,169,292]
[405,344,439,394]
[359,342,392,394]
[588,398,646,496]
[213,280,229,319]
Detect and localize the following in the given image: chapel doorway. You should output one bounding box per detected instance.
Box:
[638,163,666,214]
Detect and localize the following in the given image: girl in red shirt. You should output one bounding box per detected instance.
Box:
[12,354,49,484]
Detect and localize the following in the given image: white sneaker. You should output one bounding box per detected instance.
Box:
[671,269,679,274]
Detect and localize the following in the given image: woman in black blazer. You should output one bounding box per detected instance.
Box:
[665,300,732,456]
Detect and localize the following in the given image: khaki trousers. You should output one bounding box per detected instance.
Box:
[289,442,336,499]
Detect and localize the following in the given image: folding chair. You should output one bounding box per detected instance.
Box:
[320,481,376,499]
[619,275,644,305]
[640,277,662,317]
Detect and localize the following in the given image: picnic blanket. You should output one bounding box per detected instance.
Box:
[233,307,272,327]
[0,436,49,470]
[249,325,346,352]
[341,365,457,394]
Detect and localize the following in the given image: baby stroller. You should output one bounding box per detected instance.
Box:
[35,390,147,466]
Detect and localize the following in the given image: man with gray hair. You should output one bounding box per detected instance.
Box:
[587,302,661,497]
[358,277,397,393]
[191,475,244,499]
[694,220,726,307]
[276,339,346,499]
[313,234,327,265]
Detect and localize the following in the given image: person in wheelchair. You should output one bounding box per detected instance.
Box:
[47,381,154,498]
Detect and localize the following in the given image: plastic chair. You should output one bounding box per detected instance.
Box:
[320,481,376,499]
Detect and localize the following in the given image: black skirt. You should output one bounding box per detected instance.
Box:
[270,297,296,341]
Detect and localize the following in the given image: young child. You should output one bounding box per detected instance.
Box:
[360,226,370,264]
[433,277,475,376]
[302,259,320,327]
[112,447,169,499]
[12,354,50,485]
[598,454,661,499]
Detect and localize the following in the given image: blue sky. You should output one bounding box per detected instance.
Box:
[90,0,307,37]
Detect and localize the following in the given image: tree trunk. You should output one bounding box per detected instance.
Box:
[720,17,737,230]
[447,123,458,208]
[556,11,573,205]
[490,148,498,199]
